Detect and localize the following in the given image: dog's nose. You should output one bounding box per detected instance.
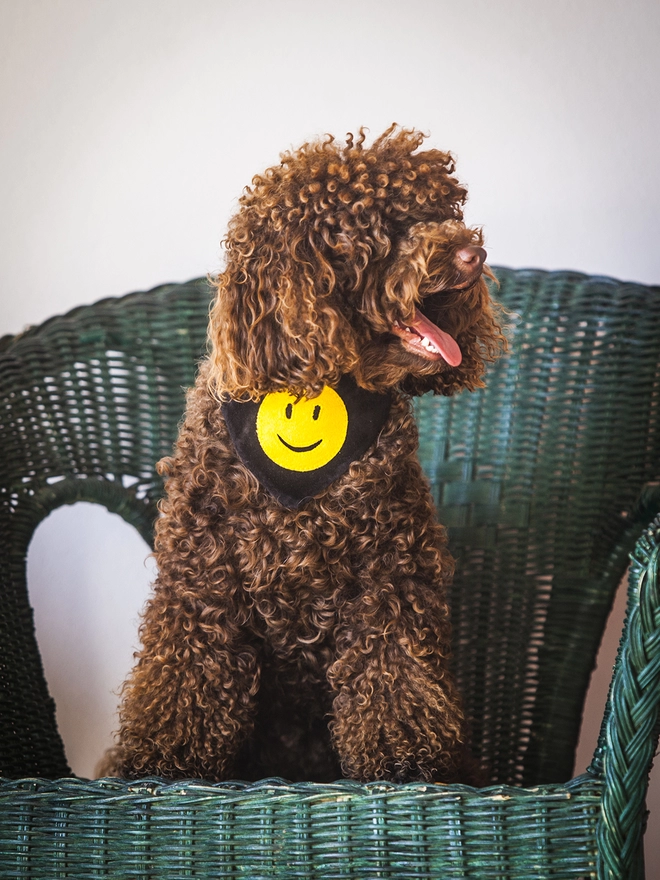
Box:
[456,245,487,268]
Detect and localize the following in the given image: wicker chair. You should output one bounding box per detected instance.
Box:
[1,268,659,879]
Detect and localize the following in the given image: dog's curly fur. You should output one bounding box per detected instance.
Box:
[104,125,506,784]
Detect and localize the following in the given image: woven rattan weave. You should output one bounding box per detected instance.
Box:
[0,268,659,878]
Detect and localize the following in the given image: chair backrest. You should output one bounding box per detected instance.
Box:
[1,269,659,785]
[417,267,660,785]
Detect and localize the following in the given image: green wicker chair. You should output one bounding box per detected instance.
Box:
[1,268,659,879]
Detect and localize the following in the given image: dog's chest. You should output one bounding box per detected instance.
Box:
[219,391,432,658]
[232,513,351,651]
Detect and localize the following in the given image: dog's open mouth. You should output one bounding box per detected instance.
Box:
[391,310,462,366]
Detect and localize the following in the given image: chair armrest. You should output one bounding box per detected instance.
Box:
[597,512,660,879]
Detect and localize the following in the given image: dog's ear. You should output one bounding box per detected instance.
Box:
[208,226,360,400]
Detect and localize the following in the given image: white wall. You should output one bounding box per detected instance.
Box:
[3,0,660,870]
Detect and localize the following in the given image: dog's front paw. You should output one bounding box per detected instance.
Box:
[329,658,467,784]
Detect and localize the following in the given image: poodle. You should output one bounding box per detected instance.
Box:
[104,125,506,785]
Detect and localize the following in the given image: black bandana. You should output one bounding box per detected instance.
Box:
[222,375,392,508]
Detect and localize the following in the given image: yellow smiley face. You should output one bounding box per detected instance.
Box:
[256,386,349,472]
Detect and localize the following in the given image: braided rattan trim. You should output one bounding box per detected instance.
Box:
[598,515,660,880]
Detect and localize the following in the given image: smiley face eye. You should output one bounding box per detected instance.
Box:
[313,405,321,421]
[286,403,293,419]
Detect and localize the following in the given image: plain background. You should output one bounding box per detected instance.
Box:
[2,0,659,871]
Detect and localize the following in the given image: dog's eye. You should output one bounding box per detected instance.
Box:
[286,403,293,419]
[313,405,321,421]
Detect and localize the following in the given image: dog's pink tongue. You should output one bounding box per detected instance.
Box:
[410,309,462,366]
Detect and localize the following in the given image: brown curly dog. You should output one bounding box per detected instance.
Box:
[104,125,506,784]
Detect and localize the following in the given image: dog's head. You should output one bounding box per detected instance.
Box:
[209,125,506,400]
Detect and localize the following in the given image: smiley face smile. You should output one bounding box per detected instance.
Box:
[277,436,323,453]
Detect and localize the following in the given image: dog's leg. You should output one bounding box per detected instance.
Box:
[104,566,260,780]
[327,535,467,784]
[328,599,465,782]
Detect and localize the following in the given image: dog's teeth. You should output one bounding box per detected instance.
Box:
[395,320,441,355]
